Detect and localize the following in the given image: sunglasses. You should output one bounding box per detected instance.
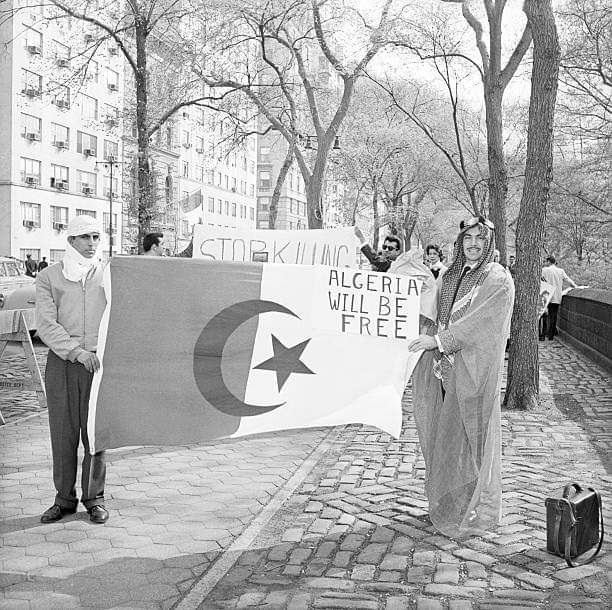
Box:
[460,216,495,230]
[381,245,397,251]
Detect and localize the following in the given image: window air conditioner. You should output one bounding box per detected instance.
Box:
[23,219,36,228]
[56,99,69,109]
[25,176,38,185]
[56,182,68,190]
[195,148,204,154]
[56,58,70,68]
[24,87,40,97]
[25,132,40,141]
[183,142,192,148]
[83,148,95,157]
[108,83,118,91]
[26,45,41,55]
[53,222,67,230]
[54,140,67,149]
[82,186,93,195]
[108,47,118,55]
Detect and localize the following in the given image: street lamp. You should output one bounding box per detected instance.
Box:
[94,158,125,257]
[299,134,340,150]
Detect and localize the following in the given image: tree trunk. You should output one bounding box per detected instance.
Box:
[135,23,151,253]
[484,86,508,264]
[371,182,380,251]
[504,0,560,410]
[269,145,294,229]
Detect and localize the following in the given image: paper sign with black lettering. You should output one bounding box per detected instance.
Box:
[192,225,356,267]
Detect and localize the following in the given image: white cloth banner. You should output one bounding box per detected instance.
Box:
[192,225,357,267]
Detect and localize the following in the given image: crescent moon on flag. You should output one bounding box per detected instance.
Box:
[193,299,299,417]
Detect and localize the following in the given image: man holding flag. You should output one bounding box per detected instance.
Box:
[36,216,109,524]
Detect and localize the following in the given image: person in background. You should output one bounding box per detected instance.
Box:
[36,215,109,524]
[541,255,577,340]
[354,226,402,272]
[37,256,48,272]
[25,254,38,277]
[142,232,165,256]
[425,244,447,279]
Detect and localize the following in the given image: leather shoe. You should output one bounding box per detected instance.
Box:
[40,504,76,523]
[88,505,109,524]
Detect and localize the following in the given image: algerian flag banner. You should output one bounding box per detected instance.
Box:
[88,257,422,453]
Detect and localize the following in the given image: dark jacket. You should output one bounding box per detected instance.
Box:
[360,244,390,272]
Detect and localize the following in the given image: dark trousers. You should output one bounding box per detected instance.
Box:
[546,303,560,339]
[45,350,106,509]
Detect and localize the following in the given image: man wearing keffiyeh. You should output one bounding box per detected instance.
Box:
[36,216,110,525]
[408,216,515,538]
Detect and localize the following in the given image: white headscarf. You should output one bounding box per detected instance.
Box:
[62,216,104,283]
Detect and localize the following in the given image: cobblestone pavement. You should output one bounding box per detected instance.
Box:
[1,339,610,609]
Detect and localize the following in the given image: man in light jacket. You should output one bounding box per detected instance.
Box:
[36,215,109,524]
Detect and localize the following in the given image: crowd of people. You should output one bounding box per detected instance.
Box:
[33,214,575,538]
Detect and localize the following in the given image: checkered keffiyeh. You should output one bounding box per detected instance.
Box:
[438,223,496,327]
[433,222,496,381]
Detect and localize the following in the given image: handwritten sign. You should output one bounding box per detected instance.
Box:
[192,226,357,267]
[313,267,421,341]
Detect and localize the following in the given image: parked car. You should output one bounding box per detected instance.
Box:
[0,257,37,326]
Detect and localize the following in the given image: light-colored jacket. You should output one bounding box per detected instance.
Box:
[35,262,107,361]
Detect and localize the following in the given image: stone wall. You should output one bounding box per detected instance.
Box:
[558,288,612,371]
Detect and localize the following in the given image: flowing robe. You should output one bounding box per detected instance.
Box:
[412,263,515,538]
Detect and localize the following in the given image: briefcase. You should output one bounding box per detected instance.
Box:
[545,482,604,567]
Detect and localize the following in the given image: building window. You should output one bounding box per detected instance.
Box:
[231,202,237,217]
[79,93,98,120]
[258,197,270,212]
[53,40,70,64]
[86,60,99,83]
[231,177,237,192]
[260,146,270,162]
[24,27,42,53]
[249,184,254,196]
[50,164,69,188]
[103,175,119,197]
[20,113,41,140]
[224,201,229,215]
[20,202,41,227]
[20,157,41,184]
[50,249,65,263]
[77,170,96,195]
[195,136,204,152]
[51,123,69,147]
[249,160,255,174]
[50,206,68,226]
[259,171,271,190]
[208,197,214,213]
[216,199,222,214]
[103,103,119,123]
[196,165,204,182]
[182,130,190,147]
[20,248,40,262]
[182,161,189,178]
[224,175,229,190]
[103,140,118,161]
[166,125,173,147]
[216,171,222,187]
[77,131,97,156]
[21,69,42,96]
[50,81,70,108]
[250,207,254,220]
[182,220,189,236]
[207,170,214,184]
[76,209,96,218]
[103,213,117,233]
[106,68,119,91]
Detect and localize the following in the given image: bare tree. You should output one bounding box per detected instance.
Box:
[393,0,534,264]
[193,0,396,228]
[504,0,560,410]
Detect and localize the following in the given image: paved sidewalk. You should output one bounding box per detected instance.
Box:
[1,340,610,609]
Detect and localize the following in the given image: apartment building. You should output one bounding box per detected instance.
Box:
[0,1,125,262]
[1,2,258,260]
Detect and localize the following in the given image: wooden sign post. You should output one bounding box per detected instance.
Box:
[0,309,46,424]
